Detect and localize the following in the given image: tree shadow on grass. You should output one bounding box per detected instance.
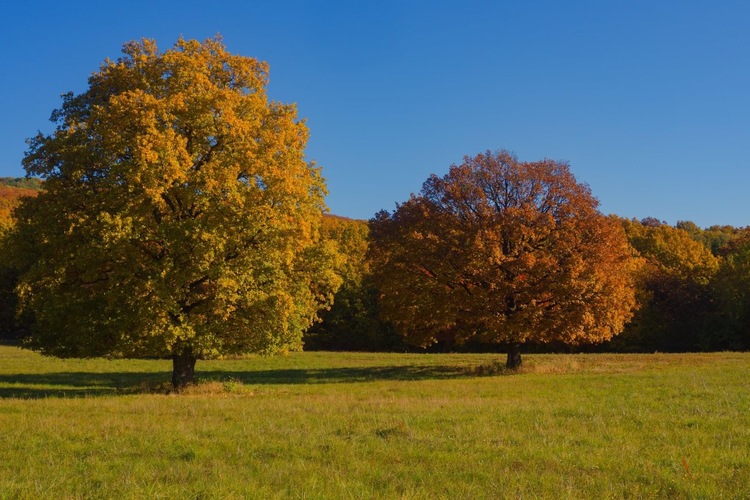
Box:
[0,371,171,399]
[200,364,472,385]
[0,364,478,399]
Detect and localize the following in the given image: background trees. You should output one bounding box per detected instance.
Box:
[9,37,340,388]
[710,231,750,349]
[610,219,719,352]
[0,179,40,339]
[603,218,750,353]
[0,180,40,232]
[303,215,401,351]
[0,235,22,340]
[369,150,638,367]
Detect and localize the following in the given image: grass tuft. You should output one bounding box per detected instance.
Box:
[118,379,173,395]
[467,359,505,376]
[375,421,410,439]
[465,359,521,376]
[168,378,256,397]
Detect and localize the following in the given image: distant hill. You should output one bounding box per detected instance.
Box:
[323,213,366,223]
[0,178,41,228]
[0,177,43,190]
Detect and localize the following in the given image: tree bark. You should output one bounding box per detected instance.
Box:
[506,343,522,370]
[172,349,197,390]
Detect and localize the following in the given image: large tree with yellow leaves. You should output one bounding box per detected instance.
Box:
[11,37,340,388]
[370,150,638,368]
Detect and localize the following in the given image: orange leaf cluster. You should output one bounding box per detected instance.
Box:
[369,150,638,350]
[0,186,39,229]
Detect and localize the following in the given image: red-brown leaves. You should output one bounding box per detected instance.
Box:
[369,150,638,349]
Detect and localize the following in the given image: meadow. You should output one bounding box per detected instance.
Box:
[0,345,748,498]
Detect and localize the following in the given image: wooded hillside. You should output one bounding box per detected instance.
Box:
[0,179,40,229]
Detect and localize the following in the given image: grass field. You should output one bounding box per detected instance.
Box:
[0,346,748,498]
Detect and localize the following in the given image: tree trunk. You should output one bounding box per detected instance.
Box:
[506,343,522,370]
[172,349,197,390]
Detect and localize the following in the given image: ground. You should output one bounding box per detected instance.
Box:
[0,346,747,498]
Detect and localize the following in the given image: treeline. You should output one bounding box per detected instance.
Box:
[0,181,40,337]
[2,178,749,352]
[306,215,750,353]
[603,218,749,352]
[0,177,43,190]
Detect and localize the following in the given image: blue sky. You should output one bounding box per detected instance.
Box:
[1,1,748,227]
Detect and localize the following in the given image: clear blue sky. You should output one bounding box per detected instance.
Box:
[1,1,748,227]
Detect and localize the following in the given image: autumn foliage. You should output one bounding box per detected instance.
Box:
[0,182,41,337]
[0,185,39,230]
[610,218,749,352]
[2,36,748,389]
[9,37,340,387]
[369,150,638,366]
[304,215,401,351]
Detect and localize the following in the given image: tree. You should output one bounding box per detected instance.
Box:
[705,229,750,350]
[611,219,719,352]
[369,150,638,368]
[0,228,20,338]
[0,182,39,338]
[9,37,340,388]
[675,220,738,256]
[304,215,401,351]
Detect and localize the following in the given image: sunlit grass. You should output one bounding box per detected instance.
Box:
[0,346,748,498]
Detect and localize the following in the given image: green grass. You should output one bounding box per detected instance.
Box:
[0,346,748,498]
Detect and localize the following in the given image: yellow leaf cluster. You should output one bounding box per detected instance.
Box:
[11,37,340,360]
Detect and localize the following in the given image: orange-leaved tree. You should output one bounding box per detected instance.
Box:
[9,37,341,388]
[369,150,638,368]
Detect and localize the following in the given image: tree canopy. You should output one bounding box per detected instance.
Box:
[304,215,401,351]
[9,37,340,388]
[612,218,746,352]
[369,150,638,367]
